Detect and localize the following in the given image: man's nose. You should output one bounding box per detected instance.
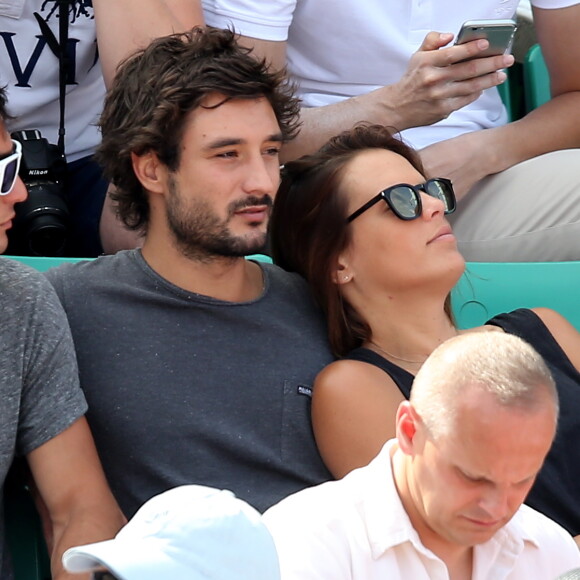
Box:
[242,155,279,195]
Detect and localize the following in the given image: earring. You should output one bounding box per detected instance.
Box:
[343,275,350,282]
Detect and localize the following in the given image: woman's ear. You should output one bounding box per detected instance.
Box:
[131,151,168,195]
[332,255,353,286]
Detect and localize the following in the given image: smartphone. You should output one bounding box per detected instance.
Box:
[454,19,517,58]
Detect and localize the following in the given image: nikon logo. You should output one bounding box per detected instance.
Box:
[29,170,49,176]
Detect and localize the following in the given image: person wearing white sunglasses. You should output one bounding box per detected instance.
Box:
[0,113,26,253]
[0,86,125,579]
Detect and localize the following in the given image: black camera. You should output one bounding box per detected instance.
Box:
[6,129,70,256]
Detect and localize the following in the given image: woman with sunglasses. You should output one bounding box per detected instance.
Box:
[0,130,26,252]
[270,123,580,542]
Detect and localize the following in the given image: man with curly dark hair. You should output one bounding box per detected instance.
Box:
[46,27,334,519]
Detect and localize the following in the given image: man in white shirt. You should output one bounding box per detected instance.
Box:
[263,332,580,580]
[203,0,580,262]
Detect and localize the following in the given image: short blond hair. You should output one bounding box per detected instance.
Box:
[411,332,558,439]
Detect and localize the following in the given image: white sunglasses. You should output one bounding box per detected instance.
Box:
[0,139,22,195]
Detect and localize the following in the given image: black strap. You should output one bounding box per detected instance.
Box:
[33,1,70,157]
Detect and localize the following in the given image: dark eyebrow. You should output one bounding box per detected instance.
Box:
[266,133,284,143]
[204,133,284,151]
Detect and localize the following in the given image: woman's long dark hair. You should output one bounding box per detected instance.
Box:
[270,124,454,356]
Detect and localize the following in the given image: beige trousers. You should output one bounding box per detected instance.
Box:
[449,149,580,262]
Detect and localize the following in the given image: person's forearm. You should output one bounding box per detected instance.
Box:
[99,186,144,254]
[472,90,580,178]
[280,92,407,163]
[51,502,126,580]
[28,420,127,580]
[93,0,204,88]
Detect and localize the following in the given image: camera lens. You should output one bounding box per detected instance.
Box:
[7,130,71,257]
[8,183,70,256]
[24,214,68,257]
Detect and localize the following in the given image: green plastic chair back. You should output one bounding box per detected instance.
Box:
[523,43,551,112]
[246,253,273,263]
[4,254,273,271]
[452,262,580,330]
[4,463,50,580]
[497,74,514,121]
[3,255,91,272]
[498,43,550,121]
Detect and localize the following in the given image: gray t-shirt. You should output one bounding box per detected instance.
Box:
[0,257,87,577]
[47,250,334,517]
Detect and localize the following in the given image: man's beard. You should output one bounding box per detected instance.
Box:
[166,176,272,262]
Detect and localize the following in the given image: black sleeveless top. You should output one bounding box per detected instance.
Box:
[346,308,580,536]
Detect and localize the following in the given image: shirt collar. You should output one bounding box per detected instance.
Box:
[356,440,431,559]
[356,440,540,563]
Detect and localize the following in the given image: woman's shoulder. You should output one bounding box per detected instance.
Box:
[314,358,404,404]
[530,307,580,370]
[316,357,390,383]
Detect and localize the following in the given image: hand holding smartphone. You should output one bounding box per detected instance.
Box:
[454,19,517,59]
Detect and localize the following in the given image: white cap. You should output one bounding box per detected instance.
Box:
[62,485,280,580]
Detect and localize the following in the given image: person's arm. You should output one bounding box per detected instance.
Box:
[237,33,514,163]
[99,185,144,254]
[419,4,580,198]
[311,359,405,478]
[27,417,126,580]
[531,307,580,372]
[93,0,204,88]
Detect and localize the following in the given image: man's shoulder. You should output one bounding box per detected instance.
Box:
[264,458,372,525]
[45,250,137,288]
[511,504,577,545]
[0,256,60,301]
[262,262,324,316]
[264,478,351,540]
[499,504,580,570]
[262,466,382,578]
[262,261,309,291]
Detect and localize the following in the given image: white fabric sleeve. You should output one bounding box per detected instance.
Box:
[202,0,297,41]
[530,0,580,9]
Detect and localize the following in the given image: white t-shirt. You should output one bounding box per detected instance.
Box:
[263,440,580,580]
[0,1,105,161]
[204,0,580,149]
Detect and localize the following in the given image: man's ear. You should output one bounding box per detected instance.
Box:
[396,401,420,455]
[131,151,167,195]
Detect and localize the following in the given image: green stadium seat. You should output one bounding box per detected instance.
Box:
[523,43,551,112]
[452,261,580,330]
[2,255,91,272]
[498,43,550,121]
[4,462,50,580]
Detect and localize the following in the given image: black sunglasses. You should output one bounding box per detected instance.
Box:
[346,177,456,223]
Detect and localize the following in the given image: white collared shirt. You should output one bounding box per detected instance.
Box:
[263,440,580,580]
